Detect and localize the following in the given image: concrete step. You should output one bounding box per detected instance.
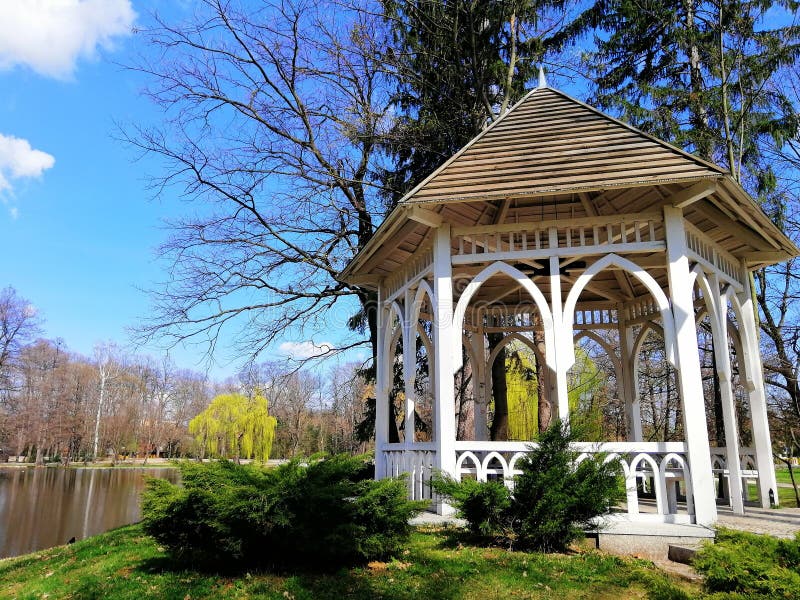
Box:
[589,517,714,562]
[667,544,702,564]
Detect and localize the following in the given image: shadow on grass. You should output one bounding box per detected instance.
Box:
[133,544,476,600]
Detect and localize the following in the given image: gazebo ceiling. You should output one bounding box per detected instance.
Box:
[340,85,799,294]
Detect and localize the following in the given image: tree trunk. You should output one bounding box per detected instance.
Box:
[536,328,551,432]
[488,332,508,441]
[712,345,725,445]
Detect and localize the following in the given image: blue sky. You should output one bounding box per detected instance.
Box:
[0,0,560,381]
[0,0,351,377]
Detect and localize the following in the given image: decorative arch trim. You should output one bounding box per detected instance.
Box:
[573,330,621,376]
[563,254,676,367]
[452,261,554,370]
[485,332,545,372]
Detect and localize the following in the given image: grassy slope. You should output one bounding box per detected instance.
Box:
[0,525,697,600]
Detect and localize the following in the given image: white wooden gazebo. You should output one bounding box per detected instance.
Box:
[339,79,798,526]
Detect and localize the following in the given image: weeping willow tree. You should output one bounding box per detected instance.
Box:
[505,347,539,441]
[499,341,608,441]
[567,347,609,442]
[189,393,277,462]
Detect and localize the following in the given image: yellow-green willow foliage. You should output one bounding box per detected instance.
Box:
[502,342,608,441]
[567,348,608,442]
[505,349,538,441]
[189,393,277,461]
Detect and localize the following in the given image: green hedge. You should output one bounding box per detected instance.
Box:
[141,455,425,570]
[693,528,800,598]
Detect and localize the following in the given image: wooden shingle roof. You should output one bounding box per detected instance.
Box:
[402,86,725,205]
[340,83,797,286]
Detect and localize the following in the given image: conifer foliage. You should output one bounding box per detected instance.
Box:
[141,456,425,570]
[432,421,623,552]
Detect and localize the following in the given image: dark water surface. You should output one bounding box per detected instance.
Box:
[0,466,179,558]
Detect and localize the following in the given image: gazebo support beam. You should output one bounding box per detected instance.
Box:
[433,224,457,514]
[664,206,717,525]
[736,262,779,507]
[711,278,745,514]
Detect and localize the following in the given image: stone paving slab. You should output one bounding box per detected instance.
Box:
[715,506,800,539]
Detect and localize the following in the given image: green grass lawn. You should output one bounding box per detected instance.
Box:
[745,481,799,507]
[0,524,698,600]
[775,466,800,486]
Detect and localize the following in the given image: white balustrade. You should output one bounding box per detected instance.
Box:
[710,446,761,504]
[381,443,436,502]
[452,214,664,265]
[381,442,763,523]
[684,223,743,290]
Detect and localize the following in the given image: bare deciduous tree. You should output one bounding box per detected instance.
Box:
[126,0,392,365]
[0,286,41,394]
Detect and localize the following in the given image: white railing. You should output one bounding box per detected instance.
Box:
[382,441,700,524]
[451,213,664,264]
[684,223,743,290]
[452,441,694,524]
[383,244,433,302]
[710,446,761,504]
[382,443,436,502]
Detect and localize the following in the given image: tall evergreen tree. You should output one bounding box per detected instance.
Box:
[381,0,582,204]
[583,0,800,189]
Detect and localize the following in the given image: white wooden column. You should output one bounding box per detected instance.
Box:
[403,290,416,446]
[549,228,570,423]
[374,287,389,479]
[617,305,643,441]
[710,277,744,514]
[433,224,457,498]
[664,206,717,525]
[472,328,488,441]
[736,263,779,507]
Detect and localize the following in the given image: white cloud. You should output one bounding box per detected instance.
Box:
[277,340,334,360]
[0,133,55,195]
[0,0,136,79]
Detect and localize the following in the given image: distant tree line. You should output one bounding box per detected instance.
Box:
[0,286,369,464]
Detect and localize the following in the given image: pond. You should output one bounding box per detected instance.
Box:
[0,466,179,559]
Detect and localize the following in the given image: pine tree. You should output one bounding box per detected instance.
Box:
[583,0,800,190]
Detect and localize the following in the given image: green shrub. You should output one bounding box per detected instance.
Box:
[511,420,624,551]
[692,529,800,598]
[141,455,425,570]
[432,420,623,552]
[431,475,512,537]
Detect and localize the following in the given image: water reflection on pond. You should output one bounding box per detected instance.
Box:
[0,466,179,558]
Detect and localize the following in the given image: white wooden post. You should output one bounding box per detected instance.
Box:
[737,262,779,507]
[549,228,570,423]
[403,289,416,447]
[710,277,744,514]
[664,206,717,525]
[374,287,389,479]
[618,305,643,441]
[433,224,457,513]
[472,327,489,441]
